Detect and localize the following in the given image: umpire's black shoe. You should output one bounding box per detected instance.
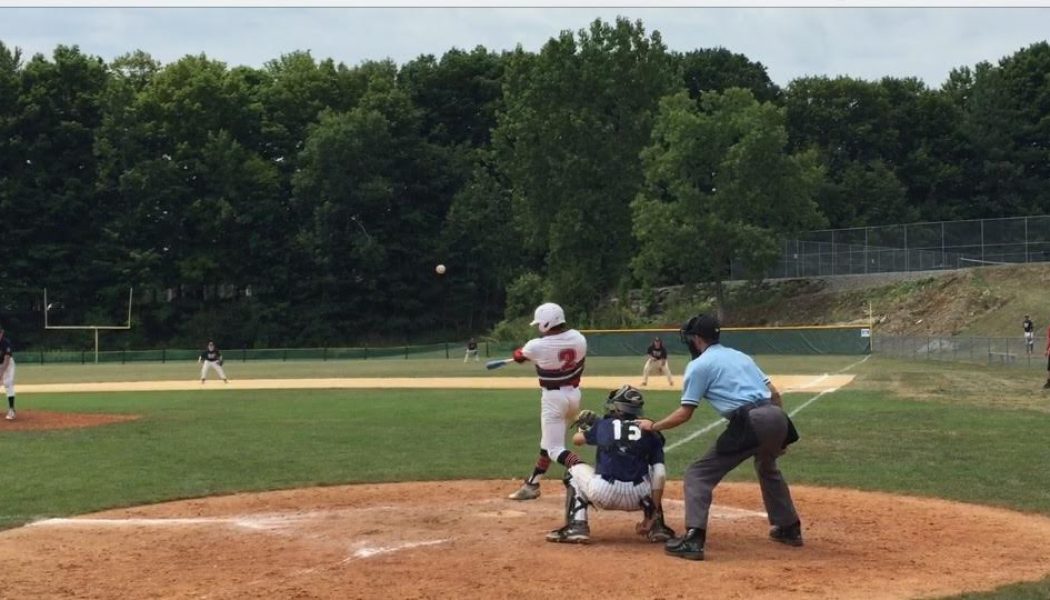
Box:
[770,521,804,547]
[665,528,705,560]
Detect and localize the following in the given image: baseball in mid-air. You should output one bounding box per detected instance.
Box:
[435,264,446,275]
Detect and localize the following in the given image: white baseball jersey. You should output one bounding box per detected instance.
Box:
[517,329,587,389]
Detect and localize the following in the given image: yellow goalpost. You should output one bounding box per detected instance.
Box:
[44,288,134,363]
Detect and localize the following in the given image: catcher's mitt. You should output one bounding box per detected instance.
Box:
[570,409,599,432]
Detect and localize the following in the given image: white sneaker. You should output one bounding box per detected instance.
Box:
[507,483,541,501]
[5,409,14,421]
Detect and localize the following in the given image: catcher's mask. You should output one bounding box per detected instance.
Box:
[680,314,721,359]
[605,385,644,418]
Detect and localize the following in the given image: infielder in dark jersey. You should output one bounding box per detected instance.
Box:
[641,336,673,386]
[0,328,15,420]
[199,341,229,383]
[546,385,675,544]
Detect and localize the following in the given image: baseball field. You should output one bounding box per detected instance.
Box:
[2,354,1050,599]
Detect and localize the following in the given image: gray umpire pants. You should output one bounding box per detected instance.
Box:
[683,403,800,530]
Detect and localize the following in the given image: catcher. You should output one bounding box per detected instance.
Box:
[546,385,675,544]
[199,340,229,384]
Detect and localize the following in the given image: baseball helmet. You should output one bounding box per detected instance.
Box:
[605,385,645,417]
[530,302,566,333]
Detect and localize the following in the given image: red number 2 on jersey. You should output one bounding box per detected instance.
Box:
[558,349,577,371]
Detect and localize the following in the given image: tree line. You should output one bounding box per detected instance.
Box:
[1,18,1048,349]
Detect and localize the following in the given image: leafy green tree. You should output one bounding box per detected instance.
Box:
[632,89,824,315]
[676,47,781,104]
[494,17,676,311]
[399,46,505,149]
[1,46,112,311]
[292,73,454,341]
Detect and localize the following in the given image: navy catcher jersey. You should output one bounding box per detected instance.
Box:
[584,417,665,483]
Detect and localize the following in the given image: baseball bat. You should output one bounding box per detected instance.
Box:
[485,358,513,370]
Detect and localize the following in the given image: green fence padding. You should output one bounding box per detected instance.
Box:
[21,329,870,365]
[584,327,871,357]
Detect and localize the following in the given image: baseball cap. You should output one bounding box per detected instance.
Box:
[681,314,721,342]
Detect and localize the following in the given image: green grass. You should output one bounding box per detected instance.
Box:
[14,354,862,383]
[3,354,1050,599]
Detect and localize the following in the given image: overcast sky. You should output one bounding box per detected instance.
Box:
[0,7,1048,87]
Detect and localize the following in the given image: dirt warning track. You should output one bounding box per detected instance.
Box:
[16,374,853,394]
[3,480,1050,600]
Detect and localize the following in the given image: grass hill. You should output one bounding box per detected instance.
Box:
[632,263,1050,337]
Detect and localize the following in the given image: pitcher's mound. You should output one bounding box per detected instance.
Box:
[2,481,1050,599]
[0,410,139,431]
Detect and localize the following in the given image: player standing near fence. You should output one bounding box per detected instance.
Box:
[506,303,588,501]
[641,336,673,387]
[199,341,229,384]
[0,328,16,420]
[464,338,480,362]
[1023,315,1035,356]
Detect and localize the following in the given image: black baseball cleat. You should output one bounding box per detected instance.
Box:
[646,515,676,543]
[546,521,591,544]
[769,521,804,547]
[1043,381,1050,390]
[665,528,705,560]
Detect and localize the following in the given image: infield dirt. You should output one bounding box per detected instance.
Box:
[2,480,1049,600]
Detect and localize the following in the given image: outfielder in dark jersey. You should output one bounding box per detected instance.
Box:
[1023,316,1035,356]
[546,385,675,544]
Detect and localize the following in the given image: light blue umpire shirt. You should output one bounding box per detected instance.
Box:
[681,344,772,417]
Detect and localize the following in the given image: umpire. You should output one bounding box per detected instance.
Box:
[637,314,802,561]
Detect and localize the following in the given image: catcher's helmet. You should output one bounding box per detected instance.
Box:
[605,385,644,417]
[530,302,566,333]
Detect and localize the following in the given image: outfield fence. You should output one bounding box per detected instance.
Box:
[872,334,1047,368]
[17,326,872,365]
[740,215,1050,279]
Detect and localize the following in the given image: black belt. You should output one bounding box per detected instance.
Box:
[725,400,770,420]
[600,474,645,485]
[542,383,577,390]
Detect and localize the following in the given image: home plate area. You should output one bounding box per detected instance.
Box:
[3,480,1050,599]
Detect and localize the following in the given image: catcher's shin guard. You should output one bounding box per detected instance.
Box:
[640,496,655,520]
[562,471,589,524]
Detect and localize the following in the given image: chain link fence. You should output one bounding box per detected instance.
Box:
[734,215,1050,279]
[873,334,1046,368]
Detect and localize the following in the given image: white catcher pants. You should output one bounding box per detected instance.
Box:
[539,386,581,461]
[569,464,652,511]
[200,360,227,380]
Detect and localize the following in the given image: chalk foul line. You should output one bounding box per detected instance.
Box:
[665,354,870,453]
[343,538,451,562]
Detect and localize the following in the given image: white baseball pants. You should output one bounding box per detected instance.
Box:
[568,464,651,511]
[2,359,14,396]
[642,358,673,385]
[200,360,227,380]
[539,386,581,461]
